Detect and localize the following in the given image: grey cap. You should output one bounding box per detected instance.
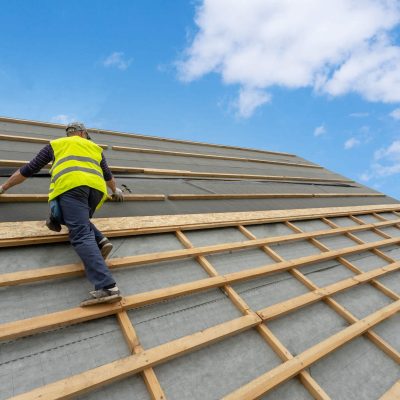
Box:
[66,122,91,139]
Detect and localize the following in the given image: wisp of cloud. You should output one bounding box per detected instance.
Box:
[178,0,400,117]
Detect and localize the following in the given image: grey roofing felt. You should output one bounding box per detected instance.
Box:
[129,289,242,349]
[153,329,282,399]
[270,239,321,259]
[1,118,400,399]
[332,284,393,319]
[300,259,356,286]
[232,271,310,310]
[246,221,295,237]
[316,233,357,249]
[77,377,150,400]
[1,210,399,399]
[351,229,386,242]
[1,145,345,179]
[267,301,348,355]
[290,218,331,232]
[261,379,314,400]
[1,117,398,223]
[0,119,314,164]
[376,270,400,294]
[328,215,359,227]
[379,225,400,237]
[343,251,389,272]
[373,313,400,352]
[378,211,399,220]
[311,337,400,400]
[0,317,130,399]
[355,213,384,224]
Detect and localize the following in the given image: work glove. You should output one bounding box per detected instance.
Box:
[112,187,124,202]
[0,185,5,194]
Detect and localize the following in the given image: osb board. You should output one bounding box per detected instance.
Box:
[0,204,399,242]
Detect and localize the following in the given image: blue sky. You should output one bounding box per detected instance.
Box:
[2,1,400,198]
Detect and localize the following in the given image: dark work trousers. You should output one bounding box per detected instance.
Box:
[58,186,116,290]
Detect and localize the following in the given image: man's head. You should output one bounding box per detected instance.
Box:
[65,122,91,140]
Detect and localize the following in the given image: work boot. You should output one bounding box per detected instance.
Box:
[98,237,113,259]
[45,214,62,232]
[80,286,122,307]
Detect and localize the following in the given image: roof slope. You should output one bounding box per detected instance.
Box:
[0,116,397,222]
[0,117,399,400]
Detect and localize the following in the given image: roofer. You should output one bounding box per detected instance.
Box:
[0,122,124,307]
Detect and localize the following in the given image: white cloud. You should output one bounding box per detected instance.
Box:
[344,137,361,149]
[51,114,75,124]
[362,140,400,180]
[235,87,271,117]
[314,125,326,137]
[178,0,400,117]
[374,140,400,162]
[390,108,400,119]
[103,52,132,70]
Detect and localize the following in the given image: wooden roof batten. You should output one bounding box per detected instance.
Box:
[2,230,400,341]
[1,113,399,400]
[0,132,109,149]
[1,204,399,246]
[1,204,399,399]
[0,132,317,168]
[3,216,400,288]
[0,192,384,203]
[0,159,352,183]
[6,301,400,400]
[110,145,319,169]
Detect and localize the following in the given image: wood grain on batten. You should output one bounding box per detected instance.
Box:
[0,204,399,245]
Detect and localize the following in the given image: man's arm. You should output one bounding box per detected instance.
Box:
[106,176,117,193]
[101,154,123,202]
[0,144,53,194]
[0,170,27,193]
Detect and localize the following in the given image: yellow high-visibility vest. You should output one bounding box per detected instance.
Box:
[49,136,108,209]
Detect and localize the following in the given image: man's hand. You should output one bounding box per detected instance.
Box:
[0,185,5,195]
[112,187,124,202]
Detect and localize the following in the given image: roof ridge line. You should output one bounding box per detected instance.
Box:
[0,115,294,157]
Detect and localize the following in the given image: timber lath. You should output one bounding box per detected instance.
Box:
[1,204,399,399]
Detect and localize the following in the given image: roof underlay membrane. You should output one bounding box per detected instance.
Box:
[0,116,399,400]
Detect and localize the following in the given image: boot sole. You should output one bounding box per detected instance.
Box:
[80,294,122,307]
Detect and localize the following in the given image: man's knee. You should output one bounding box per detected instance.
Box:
[68,223,92,244]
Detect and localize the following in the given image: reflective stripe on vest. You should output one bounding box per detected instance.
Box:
[49,136,108,209]
[50,155,101,173]
[51,166,104,184]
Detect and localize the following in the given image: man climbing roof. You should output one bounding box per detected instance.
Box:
[0,121,124,307]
